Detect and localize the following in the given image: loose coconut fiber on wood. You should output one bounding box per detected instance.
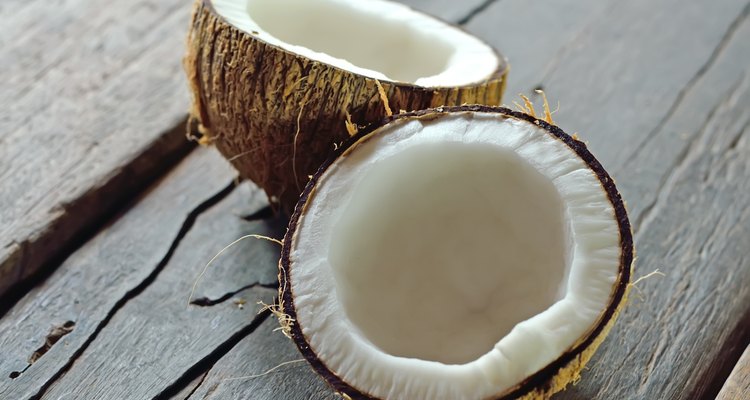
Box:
[184,0,508,213]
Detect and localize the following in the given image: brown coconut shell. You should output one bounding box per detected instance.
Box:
[184,0,509,213]
[279,106,634,400]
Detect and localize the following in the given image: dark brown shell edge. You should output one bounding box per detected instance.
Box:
[280,105,634,399]
[185,0,509,214]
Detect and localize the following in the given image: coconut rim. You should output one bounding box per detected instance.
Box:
[279,105,633,399]
[197,0,509,89]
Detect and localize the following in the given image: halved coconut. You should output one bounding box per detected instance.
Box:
[280,106,633,399]
[184,0,508,213]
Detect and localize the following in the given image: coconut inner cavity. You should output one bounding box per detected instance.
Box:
[289,113,624,398]
[210,0,500,86]
[329,142,570,365]
[247,0,452,83]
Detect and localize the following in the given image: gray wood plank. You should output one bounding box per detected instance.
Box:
[0,0,193,296]
[37,180,283,399]
[558,52,750,400]
[487,0,749,174]
[182,318,335,400]
[468,0,750,398]
[465,0,615,96]
[546,2,750,398]
[0,148,239,399]
[717,345,750,400]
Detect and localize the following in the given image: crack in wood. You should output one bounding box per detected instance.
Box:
[9,321,76,380]
[183,371,209,400]
[154,309,272,400]
[456,0,502,25]
[25,181,237,400]
[190,281,278,307]
[0,118,195,309]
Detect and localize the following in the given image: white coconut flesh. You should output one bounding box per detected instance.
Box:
[210,0,500,86]
[287,112,624,399]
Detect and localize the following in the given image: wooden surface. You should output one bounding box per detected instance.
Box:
[1,0,749,399]
[0,0,194,296]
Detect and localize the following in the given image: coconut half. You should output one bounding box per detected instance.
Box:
[280,106,633,400]
[184,0,508,212]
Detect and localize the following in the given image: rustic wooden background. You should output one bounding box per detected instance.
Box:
[1,0,749,399]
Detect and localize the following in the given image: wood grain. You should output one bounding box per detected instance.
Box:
[717,345,750,400]
[463,0,750,398]
[40,180,284,400]
[0,0,194,296]
[2,0,749,399]
[182,318,335,400]
[520,0,750,398]
[0,148,239,399]
[465,0,616,96]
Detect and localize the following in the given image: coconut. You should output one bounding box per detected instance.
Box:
[279,106,633,399]
[184,0,508,213]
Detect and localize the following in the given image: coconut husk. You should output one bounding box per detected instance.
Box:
[184,0,509,213]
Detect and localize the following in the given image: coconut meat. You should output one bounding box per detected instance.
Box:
[288,112,623,399]
[328,140,571,367]
[210,0,500,87]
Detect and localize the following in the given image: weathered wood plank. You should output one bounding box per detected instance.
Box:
[35,180,284,399]
[488,0,749,174]
[465,0,615,96]
[182,318,335,400]
[468,1,750,394]
[717,345,750,400]
[546,2,750,398]
[559,65,750,400]
[0,148,239,399]
[0,0,193,296]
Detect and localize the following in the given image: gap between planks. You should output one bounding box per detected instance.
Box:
[28,176,237,399]
[0,0,199,300]
[0,121,193,318]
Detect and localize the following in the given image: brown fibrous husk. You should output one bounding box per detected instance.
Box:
[183,0,509,213]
